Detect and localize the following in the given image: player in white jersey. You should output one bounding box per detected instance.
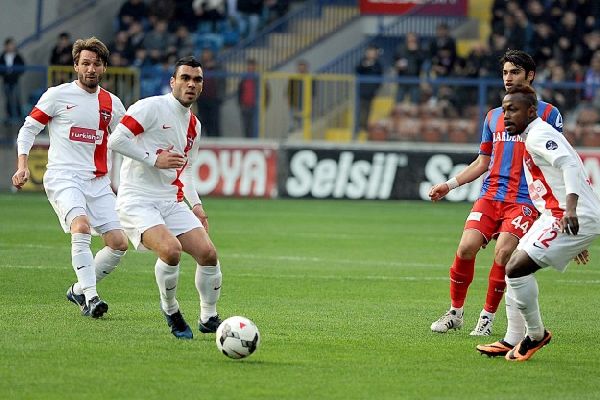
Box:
[108,56,223,340]
[477,84,600,361]
[12,37,128,318]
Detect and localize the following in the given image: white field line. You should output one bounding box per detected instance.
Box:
[0,243,68,250]
[224,253,445,268]
[4,265,600,285]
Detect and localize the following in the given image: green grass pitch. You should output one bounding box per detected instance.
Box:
[1,193,599,399]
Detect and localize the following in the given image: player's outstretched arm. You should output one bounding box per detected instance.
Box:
[429,154,490,202]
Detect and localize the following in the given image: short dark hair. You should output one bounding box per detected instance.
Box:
[506,84,538,109]
[173,56,202,77]
[500,50,537,83]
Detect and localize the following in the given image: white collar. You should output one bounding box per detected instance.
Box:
[167,92,191,114]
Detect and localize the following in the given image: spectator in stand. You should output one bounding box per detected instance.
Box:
[0,37,25,125]
[109,52,127,68]
[584,50,600,106]
[394,32,425,104]
[148,0,176,28]
[540,63,574,115]
[531,22,555,67]
[118,0,148,31]
[50,32,73,66]
[131,47,152,68]
[173,0,197,32]
[266,0,290,23]
[555,11,584,66]
[579,30,600,67]
[237,0,264,38]
[127,21,146,53]
[525,0,548,26]
[109,31,134,65]
[355,45,383,132]
[144,19,170,64]
[168,26,195,59]
[431,48,455,78]
[514,8,533,51]
[464,42,494,79]
[193,0,227,32]
[287,59,311,134]
[196,48,225,137]
[429,23,456,71]
[503,12,526,51]
[238,58,264,138]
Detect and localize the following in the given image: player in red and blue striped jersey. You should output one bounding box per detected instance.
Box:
[429,50,563,336]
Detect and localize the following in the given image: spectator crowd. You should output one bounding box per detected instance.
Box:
[2,0,600,143]
[364,0,600,145]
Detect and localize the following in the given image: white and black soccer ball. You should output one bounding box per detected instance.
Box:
[216,316,260,359]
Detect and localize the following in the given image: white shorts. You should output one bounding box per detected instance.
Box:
[518,214,599,272]
[43,170,122,235]
[116,199,202,250]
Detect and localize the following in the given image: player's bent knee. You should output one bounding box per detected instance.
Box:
[494,247,514,265]
[114,234,129,252]
[456,244,479,260]
[70,220,91,235]
[199,245,218,266]
[160,241,182,266]
[106,231,129,251]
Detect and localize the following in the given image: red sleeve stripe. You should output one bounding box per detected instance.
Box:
[120,115,144,136]
[541,104,553,121]
[479,142,493,155]
[29,107,51,125]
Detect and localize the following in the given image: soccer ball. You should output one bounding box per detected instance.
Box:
[216,316,260,359]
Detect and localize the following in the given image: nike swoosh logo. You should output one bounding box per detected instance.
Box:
[166,286,176,291]
[76,265,89,270]
[533,242,544,249]
[66,105,77,110]
[213,285,222,290]
[162,124,171,129]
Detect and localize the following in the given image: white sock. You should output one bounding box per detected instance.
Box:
[450,306,463,317]
[71,233,97,303]
[155,258,180,315]
[480,309,495,320]
[73,247,126,295]
[503,282,526,345]
[506,274,545,341]
[196,262,222,322]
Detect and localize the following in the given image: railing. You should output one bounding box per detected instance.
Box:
[2,65,600,147]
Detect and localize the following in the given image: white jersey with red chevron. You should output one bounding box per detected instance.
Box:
[16,81,125,179]
[522,117,600,232]
[112,93,202,203]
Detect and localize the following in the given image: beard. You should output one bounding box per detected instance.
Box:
[78,72,102,89]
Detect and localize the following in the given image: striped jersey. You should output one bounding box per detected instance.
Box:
[109,93,202,203]
[522,118,600,233]
[478,101,563,204]
[16,81,125,179]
